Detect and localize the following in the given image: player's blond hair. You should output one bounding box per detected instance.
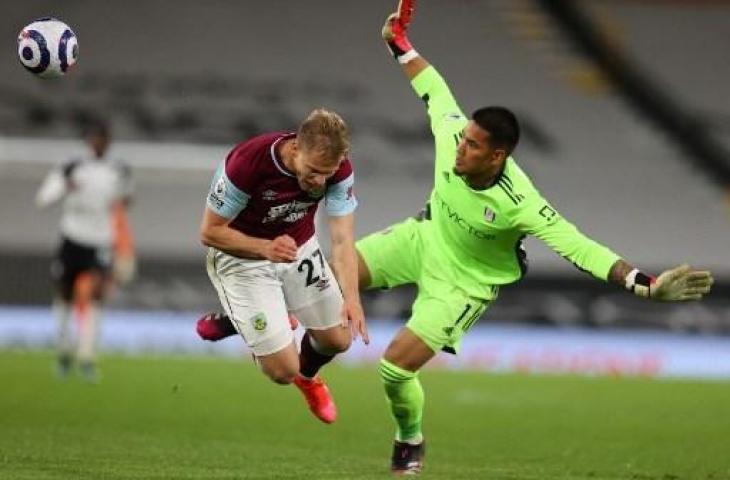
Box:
[297,108,350,163]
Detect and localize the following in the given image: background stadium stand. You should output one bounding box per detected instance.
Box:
[1,0,728,331]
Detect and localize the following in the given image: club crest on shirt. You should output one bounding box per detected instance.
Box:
[307,187,325,199]
[484,207,496,223]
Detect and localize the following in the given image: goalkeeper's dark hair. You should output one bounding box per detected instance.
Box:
[472,107,520,155]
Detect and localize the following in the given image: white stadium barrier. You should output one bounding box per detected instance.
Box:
[2,306,729,380]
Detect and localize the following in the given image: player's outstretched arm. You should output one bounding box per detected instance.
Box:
[518,197,713,302]
[328,213,369,344]
[200,208,297,262]
[111,201,136,285]
[608,260,713,302]
[382,0,467,143]
[382,0,429,80]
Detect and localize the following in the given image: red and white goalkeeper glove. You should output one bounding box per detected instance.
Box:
[382,0,419,64]
[626,264,713,301]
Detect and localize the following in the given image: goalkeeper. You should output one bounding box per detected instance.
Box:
[355,0,715,474]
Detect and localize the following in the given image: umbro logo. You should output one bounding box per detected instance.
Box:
[262,189,277,201]
[315,277,330,292]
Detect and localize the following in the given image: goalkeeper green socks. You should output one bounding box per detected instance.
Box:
[379,358,424,443]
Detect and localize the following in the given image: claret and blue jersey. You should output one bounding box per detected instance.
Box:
[206,132,357,246]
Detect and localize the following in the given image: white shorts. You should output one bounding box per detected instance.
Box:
[206,236,344,356]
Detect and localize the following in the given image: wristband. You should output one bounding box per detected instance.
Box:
[625,268,655,298]
[396,49,419,64]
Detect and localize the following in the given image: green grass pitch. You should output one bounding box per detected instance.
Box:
[0,350,728,479]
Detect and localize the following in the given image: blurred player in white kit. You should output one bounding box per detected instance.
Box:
[35,121,135,381]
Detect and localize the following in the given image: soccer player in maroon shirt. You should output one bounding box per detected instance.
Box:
[198,109,368,424]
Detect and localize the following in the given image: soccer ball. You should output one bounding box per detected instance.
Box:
[17,17,78,79]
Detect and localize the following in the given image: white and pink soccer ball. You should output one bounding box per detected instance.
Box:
[17,17,78,79]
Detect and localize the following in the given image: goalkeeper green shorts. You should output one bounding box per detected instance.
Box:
[356,217,496,354]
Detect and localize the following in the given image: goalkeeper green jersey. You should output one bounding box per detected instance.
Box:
[411,66,620,298]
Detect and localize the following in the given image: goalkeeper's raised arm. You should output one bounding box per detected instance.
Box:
[382,0,468,149]
[381,0,428,79]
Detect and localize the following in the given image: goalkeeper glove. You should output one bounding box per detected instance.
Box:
[382,0,419,64]
[626,264,713,301]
